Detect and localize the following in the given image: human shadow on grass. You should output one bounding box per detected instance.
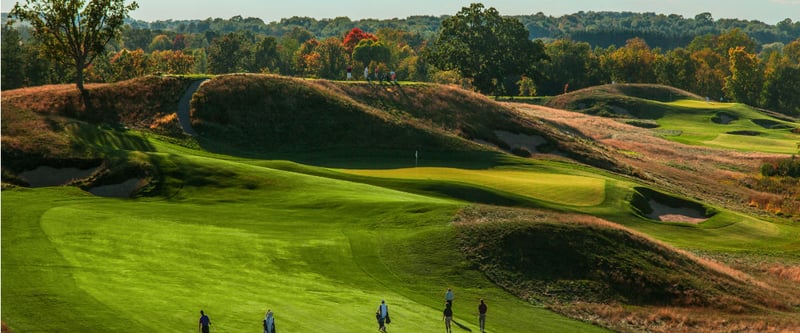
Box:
[451,319,473,332]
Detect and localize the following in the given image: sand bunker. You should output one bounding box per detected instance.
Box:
[646,200,708,224]
[495,130,547,153]
[711,112,737,125]
[88,178,142,198]
[727,130,761,136]
[751,119,792,130]
[632,187,711,224]
[18,166,100,187]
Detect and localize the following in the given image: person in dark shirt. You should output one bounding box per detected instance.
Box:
[478,299,488,332]
[375,309,384,332]
[443,302,453,333]
[198,310,211,333]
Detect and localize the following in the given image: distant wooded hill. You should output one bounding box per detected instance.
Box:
[4,10,798,49]
[117,11,800,49]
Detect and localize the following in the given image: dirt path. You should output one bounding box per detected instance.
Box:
[177,79,207,136]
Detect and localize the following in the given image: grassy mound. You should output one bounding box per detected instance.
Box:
[545,84,701,119]
[456,206,746,307]
[455,205,799,332]
[190,74,571,155]
[1,76,193,170]
[190,75,477,152]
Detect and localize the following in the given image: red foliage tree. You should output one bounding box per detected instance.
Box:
[343,28,377,55]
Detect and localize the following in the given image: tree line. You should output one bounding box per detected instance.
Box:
[3,2,799,116]
[79,9,800,48]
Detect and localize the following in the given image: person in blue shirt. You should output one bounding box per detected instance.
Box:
[377,299,389,332]
[445,288,454,306]
[198,310,211,333]
[263,309,275,333]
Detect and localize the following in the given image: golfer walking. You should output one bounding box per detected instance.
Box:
[478,299,487,332]
[443,302,453,333]
[198,310,211,333]
[377,299,389,332]
[445,288,454,306]
[264,309,275,333]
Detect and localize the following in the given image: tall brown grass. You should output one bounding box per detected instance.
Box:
[558,303,800,333]
[508,102,796,219]
[765,264,800,283]
[2,76,192,132]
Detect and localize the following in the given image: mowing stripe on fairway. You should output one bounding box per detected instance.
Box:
[340,167,607,206]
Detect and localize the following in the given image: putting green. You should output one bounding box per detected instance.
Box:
[341,167,607,206]
[706,133,800,153]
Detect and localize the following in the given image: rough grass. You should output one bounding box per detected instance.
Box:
[189,74,475,152]
[508,102,800,219]
[454,205,800,333]
[1,76,193,169]
[2,76,192,128]
[187,74,627,174]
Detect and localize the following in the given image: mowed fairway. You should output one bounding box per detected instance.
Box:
[1,153,610,332]
[341,167,607,206]
[656,100,799,153]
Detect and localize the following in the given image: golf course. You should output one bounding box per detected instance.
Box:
[3,74,799,333]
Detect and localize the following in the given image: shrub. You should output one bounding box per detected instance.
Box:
[761,156,800,177]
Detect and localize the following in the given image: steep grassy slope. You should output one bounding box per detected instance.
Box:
[187,74,626,172]
[1,76,192,174]
[190,75,474,152]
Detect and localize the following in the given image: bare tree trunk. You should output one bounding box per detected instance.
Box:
[76,62,89,107]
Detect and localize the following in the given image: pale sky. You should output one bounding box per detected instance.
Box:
[2,0,798,24]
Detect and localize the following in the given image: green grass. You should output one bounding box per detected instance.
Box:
[341,167,606,206]
[655,100,800,154]
[545,84,799,154]
[4,78,800,332]
[2,148,611,332]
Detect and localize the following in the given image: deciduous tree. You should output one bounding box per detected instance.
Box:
[540,39,599,95]
[207,31,253,73]
[724,46,763,106]
[254,36,280,73]
[148,50,195,74]
[317,37,348,79]
[425,3,546,95]
[342,27,376,55]
[9,0,139,96]
[148,34,173,51]
[762,54,800,116]
[352,39,391,68]
[110,48,147,80]
[606,38,657,83]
